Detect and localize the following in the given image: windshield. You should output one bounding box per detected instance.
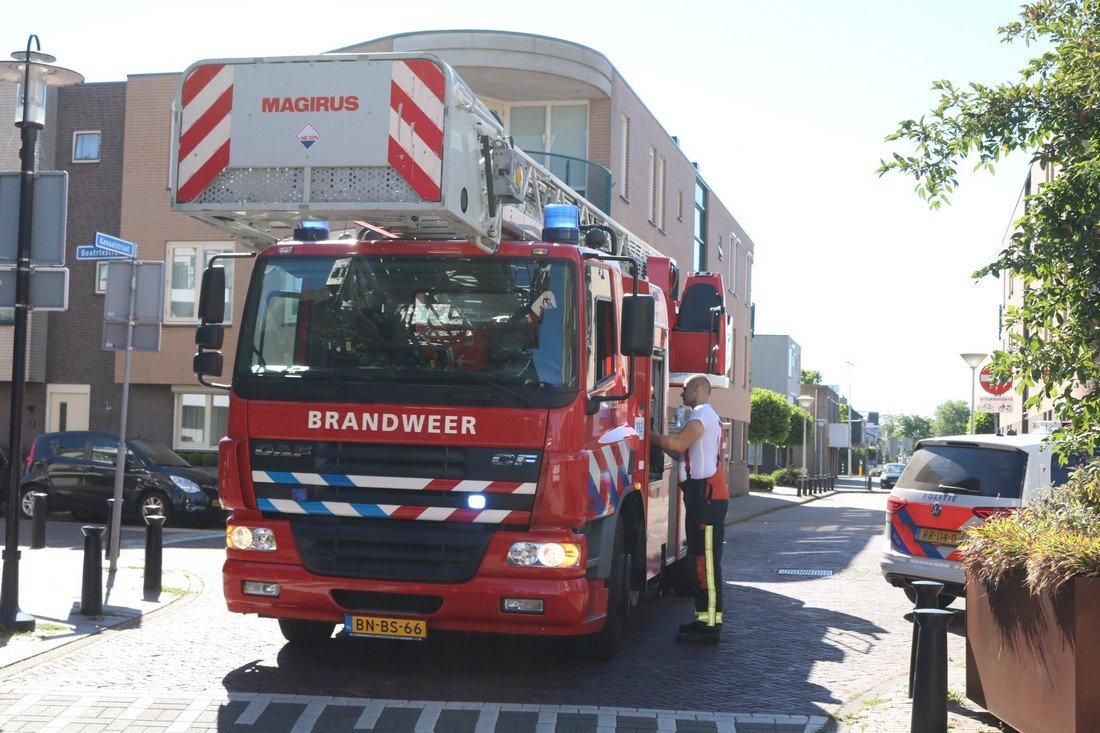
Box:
[236,254,578,390]
[898,444,1026,498]
[130,438,191,467]
[884,463,905,474]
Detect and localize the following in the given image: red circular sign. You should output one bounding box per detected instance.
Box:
[979,366,1012,395]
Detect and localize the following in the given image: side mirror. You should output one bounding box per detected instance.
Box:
[194,351,224,378]
[196,323,224,350]
[198,266,226,324]
[620,295,655,356]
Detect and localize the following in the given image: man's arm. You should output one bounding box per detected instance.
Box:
[650,419,704,458]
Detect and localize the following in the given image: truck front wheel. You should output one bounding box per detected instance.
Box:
[278,618,335,644]
[575,519,630,661]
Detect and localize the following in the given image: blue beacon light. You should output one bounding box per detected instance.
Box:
[541,204,579,245]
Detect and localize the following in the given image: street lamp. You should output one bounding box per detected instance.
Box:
[796,395,814,495]
[0,36,82,632]
[846,361,854,476]
[960,352,988,435]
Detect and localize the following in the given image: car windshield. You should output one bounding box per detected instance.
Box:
[236,254,578,389]
[130,439,191,467]
[884,463,905,474]
[898,444,1027,498]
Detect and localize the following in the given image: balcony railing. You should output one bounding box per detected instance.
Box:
[519,151,613,217]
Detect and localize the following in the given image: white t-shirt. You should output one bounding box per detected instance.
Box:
[679,402,722,482]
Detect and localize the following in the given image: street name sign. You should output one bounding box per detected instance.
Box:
[93,231,136,259]
[76,246,130,260]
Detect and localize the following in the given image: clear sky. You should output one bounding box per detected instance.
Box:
[5,0,1037,418]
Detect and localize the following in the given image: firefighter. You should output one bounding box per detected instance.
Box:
[650,373,727,644]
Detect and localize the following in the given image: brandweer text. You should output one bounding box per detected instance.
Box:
[307,411,476,435]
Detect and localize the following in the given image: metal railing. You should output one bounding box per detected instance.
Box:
[519,151,613,216]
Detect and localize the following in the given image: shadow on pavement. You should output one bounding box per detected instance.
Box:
[220,582,882,717]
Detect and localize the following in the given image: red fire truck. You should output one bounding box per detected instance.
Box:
[171,53,732,659]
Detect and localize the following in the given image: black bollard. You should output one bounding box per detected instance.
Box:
[909,581,944,697]
[80,525,106,615]
[30,492,47,549]
[143,514,166,594]
[911,608,954,733]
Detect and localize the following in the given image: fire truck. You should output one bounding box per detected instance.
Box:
[171,53,732,659]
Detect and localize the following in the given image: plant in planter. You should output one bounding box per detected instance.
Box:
[961,459,1100,733]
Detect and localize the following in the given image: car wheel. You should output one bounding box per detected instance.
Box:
[278,618,335,644]
[19,485,47,521]
[140,490,174,527]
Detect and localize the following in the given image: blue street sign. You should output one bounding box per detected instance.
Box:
[93,231,136,258]
[76,245,130,260]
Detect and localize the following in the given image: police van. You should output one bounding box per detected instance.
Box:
[879,423,1082,606]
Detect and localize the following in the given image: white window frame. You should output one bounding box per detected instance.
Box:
[729,235,740,298]
[654,155,666,230]
[647,148,656,224]
[619,115,630,201]
[172,388,229,450]
[72,130,101,163]
[95,262,109,294]
[165,242,234,324]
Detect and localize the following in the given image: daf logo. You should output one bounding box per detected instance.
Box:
[254,443,312,458]
[490,453,538,466]
[931,502,942,517]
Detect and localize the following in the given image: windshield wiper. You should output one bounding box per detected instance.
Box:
[937,482,980,494]
[444,371,536,407]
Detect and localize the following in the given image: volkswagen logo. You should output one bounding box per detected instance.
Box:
[931,502,942,517]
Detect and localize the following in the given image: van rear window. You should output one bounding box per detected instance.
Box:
[899,444,1027,498]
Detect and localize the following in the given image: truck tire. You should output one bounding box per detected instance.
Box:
[575,519,630,661]
[278,618,335,644]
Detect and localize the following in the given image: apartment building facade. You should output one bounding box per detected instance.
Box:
[747,334,801,473]
[0,31,756,491]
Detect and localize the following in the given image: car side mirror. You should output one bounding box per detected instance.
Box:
[620,295,655,356]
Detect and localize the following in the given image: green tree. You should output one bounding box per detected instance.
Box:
[801,369,822,385]
[879,1,1100,453]
[895,414,933,444]
[749,388,792,472]
[975,411,996,434]
[933,399,971,436]
[782,406,813,466]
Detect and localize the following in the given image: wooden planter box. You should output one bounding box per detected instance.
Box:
[966,572,1100,733]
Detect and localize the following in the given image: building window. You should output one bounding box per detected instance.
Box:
[677,191,684,221]
[693,181,708,271]
[95,262,109,294]
[651,154,666,230]
[72,131,101,163]
[175,392,229,450]
[619,115,630,200]
[585,265,617,389]
[166,242,234,323]
[510,102,588,196]
[729,236,739,298]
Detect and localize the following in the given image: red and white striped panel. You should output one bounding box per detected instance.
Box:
[177,64,234,203]
[588,440,633,519]
[388,59,445,201]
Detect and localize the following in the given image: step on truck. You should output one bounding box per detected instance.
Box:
[171,52,733,659]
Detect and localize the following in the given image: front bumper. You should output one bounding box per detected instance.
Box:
[224,558,604,636]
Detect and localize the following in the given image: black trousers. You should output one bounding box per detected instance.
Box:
[681,478,727,626]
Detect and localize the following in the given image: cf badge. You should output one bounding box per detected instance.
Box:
[931,502,942,517]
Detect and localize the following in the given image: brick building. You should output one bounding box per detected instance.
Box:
[0,30,756,492]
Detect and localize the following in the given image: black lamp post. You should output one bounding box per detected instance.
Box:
[0,36,82,632]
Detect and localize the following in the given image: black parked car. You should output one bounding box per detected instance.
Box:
[19,431,221,526]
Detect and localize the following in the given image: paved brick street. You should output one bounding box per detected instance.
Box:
[0,488,1012,732]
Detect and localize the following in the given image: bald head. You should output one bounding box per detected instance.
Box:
[682,374,711,407]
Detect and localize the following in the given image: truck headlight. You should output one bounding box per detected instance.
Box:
[227,525,277,551]
[507,542,580,568]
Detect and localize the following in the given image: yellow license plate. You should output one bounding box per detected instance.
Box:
[918,528,963,545]
[345,615,427,640]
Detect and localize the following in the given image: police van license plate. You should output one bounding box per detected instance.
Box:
[345,615,427,640]
[918,528,963,546]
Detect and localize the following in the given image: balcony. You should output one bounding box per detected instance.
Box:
[520,151,613,217]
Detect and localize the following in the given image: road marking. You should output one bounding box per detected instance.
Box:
[355,701,387,729]
[38,694,97,732]
[236,698,269,724]
[291,700,330,733]
[167,696,213,732]
[415,702,444,733]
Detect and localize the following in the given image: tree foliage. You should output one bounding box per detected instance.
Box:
[879,0,1100,454]
[975,411,996,434]
[749,389,792,446]
[801,369,823,385]
[933,399,972,436]
[894,414,934,444]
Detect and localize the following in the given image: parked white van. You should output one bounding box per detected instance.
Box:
[879,423,1083,606]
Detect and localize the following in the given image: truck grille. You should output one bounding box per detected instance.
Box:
[290,515,494,583]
